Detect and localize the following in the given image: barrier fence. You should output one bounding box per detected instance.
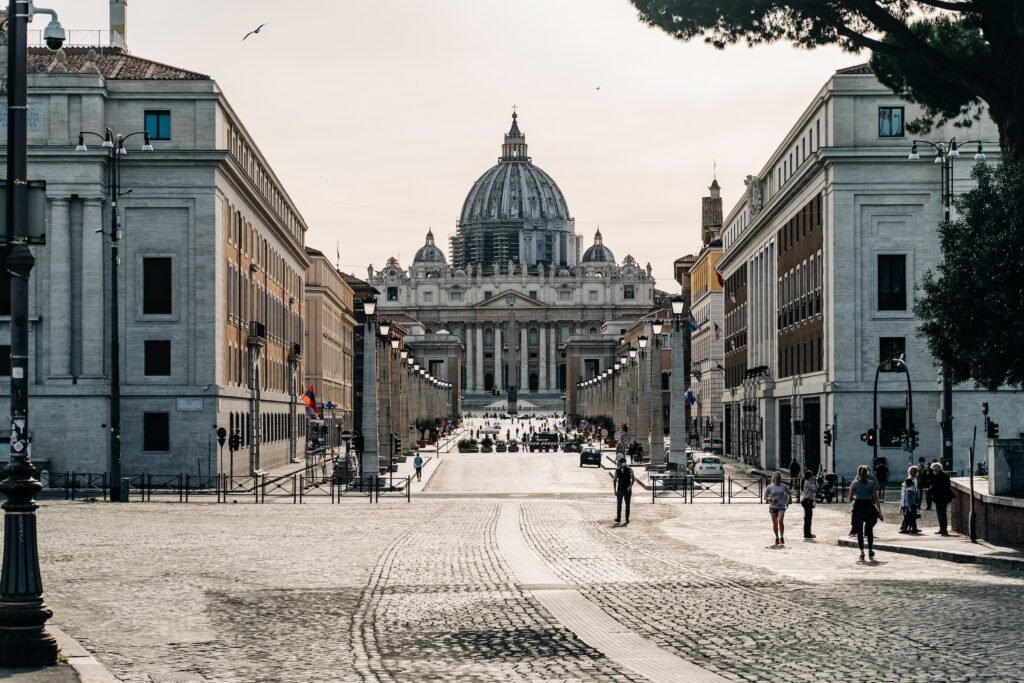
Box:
[650,475,849,504]
[41,471,412,504]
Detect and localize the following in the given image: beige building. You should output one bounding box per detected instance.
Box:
[304,248,356,434]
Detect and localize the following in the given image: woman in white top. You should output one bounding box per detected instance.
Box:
[763,471,791,546]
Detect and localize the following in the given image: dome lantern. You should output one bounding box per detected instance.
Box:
[413,228,447,264]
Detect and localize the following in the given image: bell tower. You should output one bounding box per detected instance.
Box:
[110,0,127,46]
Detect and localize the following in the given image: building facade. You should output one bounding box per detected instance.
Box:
[371,114,656,408]
[304,247,356,437]
[0,40,309,476]
[717,64,1016,476]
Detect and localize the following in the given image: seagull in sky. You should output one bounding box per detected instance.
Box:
[595,85,601,90]
[242,23,268,41]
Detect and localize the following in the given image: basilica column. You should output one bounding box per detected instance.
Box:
[549,325,558,391]
[493,324,502,391]
[81,198,105,378]
[538,324,548,392]
[49,198,71,377]
[465,324,474,392]
[520,326,528,392]
[475,325,484,392]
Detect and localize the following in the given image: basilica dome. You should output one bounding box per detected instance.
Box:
[459,113,570,224]
[581,228,615,263]
[413,229,446,264]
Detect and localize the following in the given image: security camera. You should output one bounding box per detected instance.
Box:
[43,19,65,51]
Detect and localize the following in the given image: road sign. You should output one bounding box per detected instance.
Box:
[216,427,227,448]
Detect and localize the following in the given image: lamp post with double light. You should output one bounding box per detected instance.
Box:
[75,128,154,499]
[908,137,992,470]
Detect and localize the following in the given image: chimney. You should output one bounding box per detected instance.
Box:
[110,0,127,46]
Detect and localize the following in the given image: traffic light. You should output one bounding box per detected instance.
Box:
[823,426,832,447]
[982,402,989,417]
[860,428,876,447]
[229,431,241,451]
[910,427,920,451]
[987,421,1000,439]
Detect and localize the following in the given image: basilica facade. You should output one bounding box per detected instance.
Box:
[370,114,656,401]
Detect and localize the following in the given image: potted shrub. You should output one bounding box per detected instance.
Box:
[496,441,507,452]
[481,436,494,453]
[508,442,519,452]
[457,438,479,453]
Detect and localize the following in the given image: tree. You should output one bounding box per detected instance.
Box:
[915,157,1024,389]
[630,2,1024,157]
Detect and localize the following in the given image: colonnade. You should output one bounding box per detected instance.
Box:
[461,321,559,393]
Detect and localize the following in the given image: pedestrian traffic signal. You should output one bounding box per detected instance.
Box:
[910,427,920,451]
[823,427,832,447]
[982,402,989,417]
[987,421,1000,439]
[860,428,876,447]
[229,431,242,451]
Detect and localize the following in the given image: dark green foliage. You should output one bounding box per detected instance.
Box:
[915,158,1024,390]
[630,2,1024,155]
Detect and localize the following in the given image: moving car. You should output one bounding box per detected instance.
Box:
[579,446,602,467]
[692,455,724,480]
[701,438,724,455]
[529,432,559,452]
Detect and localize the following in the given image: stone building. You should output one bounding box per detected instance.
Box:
[304,248,356,437]
[716,64,1017,476]
[371,114,656,410]
[0,36,309,476]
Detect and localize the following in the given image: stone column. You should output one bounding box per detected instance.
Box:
[49,198,72,377]
[465,324,474,392]
[81,199,105,377]
[650,341,666,467]
[636,353,650,455]
[494,324,502,390]
[669,318,688,464]
[538,324,548,392]
[520,326,528,391]
[475,325,484,392]
[360,318,379,485]
[549,325,558,391]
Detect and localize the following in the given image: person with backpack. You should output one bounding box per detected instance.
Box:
[613,458,634,526]
[899,468,920,534]
[849,465,883,561]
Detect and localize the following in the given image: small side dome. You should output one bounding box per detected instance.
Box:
[581,228,615,263]
[413,229,447,264]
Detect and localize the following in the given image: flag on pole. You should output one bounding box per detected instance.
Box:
[729,292,737,304]
[302,385,318,418]
[715,270,725,287]
[713,322,722,341]
[684,389,698,406]
[687,311,698,332]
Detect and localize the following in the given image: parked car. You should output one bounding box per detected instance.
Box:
[529,432,560,452]
[579,446,602,467]
[701,438,724,455]
[692,455,724,480]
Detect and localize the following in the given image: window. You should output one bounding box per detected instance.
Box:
[878,255,907,311]
[143,257,173,314]
[878,107,904,137]
[422,291,433,303]
[144,110,171,140]
[557,289,570,303]
[879,337,906,371]
[386,287,398,301]
[0,344,8,376]
[483,291,492,300]
[144,340,172,376]
[449,290,463,302]
[528,290,538,300]
[143,412,170,451]
[623,285,635,300]
[879,407,907,448]
[588,290,598,302]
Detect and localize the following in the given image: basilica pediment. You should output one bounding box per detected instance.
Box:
[474,289,546,310]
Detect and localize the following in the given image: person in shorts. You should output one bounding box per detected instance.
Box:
[764,471,791,546]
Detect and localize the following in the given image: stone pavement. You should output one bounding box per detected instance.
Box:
[13,415,1024,682]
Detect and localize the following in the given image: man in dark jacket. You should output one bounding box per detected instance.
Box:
[614,458,634,526]
[930,462,953,535]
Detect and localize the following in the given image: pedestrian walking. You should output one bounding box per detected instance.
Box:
[764,472,791,546]
[788,459,802,489]
[413,454,423,482]
[930,462,953,535]
[874,459,890,502]
[849,465,883,561]
[917,457,933,510]
[801,469,817,539]
[613,458,634,526]
[899,472,920,534]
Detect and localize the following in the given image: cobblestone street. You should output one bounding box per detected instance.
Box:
[25,430,1024,682]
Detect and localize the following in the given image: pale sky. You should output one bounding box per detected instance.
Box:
[54,0,857,287]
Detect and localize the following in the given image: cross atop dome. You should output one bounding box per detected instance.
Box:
[501,111,529,162]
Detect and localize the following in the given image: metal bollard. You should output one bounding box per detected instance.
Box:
[119,476,130,502]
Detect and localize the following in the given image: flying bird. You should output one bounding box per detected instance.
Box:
[594,85,601,90]
[242,23,268,41]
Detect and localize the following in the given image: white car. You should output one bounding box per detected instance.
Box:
[702,438,724,455]
[692,455,724,480]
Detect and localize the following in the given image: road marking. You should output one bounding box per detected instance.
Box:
[497,503,728,683]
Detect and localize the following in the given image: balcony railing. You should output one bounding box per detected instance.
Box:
[28,30,128,52]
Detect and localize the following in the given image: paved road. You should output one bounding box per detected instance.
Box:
[21,416,1024,681]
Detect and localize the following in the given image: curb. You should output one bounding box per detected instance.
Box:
[836,538,1024,571]
[50,625,118,682]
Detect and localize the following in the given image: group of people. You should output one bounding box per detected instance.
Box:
[762,457,953,562]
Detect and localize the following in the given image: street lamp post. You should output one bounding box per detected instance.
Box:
[75,128,154,499]
[908,137,991,471]
[669,296,687,466]
[0,0,65,665]
[650,320,666,468]
[871,354,915,468]
[637,335,650,459]
[360,297,379,490]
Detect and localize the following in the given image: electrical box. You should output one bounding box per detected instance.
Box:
[0,180,47,244]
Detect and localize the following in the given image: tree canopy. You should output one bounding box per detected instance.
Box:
[915,158,1024,390]
[630,1,1024,156]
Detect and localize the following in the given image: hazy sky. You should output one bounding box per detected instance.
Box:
[54,1,857,287]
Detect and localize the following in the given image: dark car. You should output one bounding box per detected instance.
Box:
[579,447,602,467]
[529,432,559,452]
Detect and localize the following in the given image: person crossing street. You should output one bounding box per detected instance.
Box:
[613,458,634,526]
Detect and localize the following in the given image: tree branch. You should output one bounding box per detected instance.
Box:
[914,0,978,11]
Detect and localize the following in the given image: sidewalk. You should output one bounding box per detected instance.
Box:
[836,527,1024,570]
[0,625,118,682]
